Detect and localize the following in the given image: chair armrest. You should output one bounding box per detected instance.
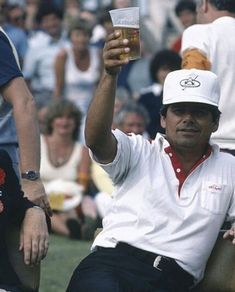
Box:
[192,232,235,292]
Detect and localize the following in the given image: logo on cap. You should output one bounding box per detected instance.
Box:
[180,74,201,90]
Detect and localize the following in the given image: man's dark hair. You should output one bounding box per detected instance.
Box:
[35,3,63,24]
[150,49,182,83]
[160,104,221,123]
[209,0,235,12]
[175,0,196,16]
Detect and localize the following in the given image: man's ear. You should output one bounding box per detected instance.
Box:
[211,120,219,133]
[160,115,166,129]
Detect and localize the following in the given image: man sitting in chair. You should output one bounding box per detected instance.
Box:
[66,31,235,292]
[0,149,49,292]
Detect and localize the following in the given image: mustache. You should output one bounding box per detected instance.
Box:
[177,126,199,132]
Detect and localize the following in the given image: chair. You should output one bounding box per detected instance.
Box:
[6,225,40,292]
[192,232,235,292]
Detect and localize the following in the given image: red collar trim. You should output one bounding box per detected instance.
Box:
[164,145,212,195]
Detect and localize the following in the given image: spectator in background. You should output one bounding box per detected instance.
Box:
[54,18,101,142]
[41,100,99,240]
[171,0,196,53]
[113,101,149,137]
[5,4,26,30]
[54,18,100,116]
[138,49,182,139]
[181,0,235,155]
[23,3,67,107]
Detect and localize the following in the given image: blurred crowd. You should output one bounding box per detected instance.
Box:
[0,0,198,240]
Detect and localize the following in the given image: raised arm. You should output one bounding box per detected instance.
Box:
[85,31,130,164]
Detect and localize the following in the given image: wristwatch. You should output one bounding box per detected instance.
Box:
[21,170,40,181]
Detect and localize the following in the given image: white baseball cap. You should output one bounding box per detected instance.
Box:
[163,69,220,107]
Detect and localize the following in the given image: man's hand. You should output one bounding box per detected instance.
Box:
[103,31,130,76]
[21,179,52,216]
[19,207,49,265]
[223,224,235,244]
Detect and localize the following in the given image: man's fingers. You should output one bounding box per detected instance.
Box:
[104,47,130,59]
[106,30,121,42]
[23,237,49,266]
[41,238,49,260]
[223,229,235,244]
[23,238,32,265]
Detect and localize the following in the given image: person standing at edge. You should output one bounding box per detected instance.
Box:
[0,26,51,214]
[181,0,235,155]
[66,31,235,292]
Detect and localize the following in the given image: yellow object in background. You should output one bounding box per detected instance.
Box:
[49,192,65,211]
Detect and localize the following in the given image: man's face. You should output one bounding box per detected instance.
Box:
[41,14,62,38]
[178,9,197,28]
[161,103,218,151]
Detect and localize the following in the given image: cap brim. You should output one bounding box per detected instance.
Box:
[163,95,218,107]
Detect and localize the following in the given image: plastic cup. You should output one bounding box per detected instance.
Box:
[109,7,140,60]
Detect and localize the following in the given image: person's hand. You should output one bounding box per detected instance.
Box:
[21,179,52,216]
[223,224,235,244]
[103,31,130,76]
[19,207,49,265]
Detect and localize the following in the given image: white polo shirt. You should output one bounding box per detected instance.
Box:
[91,129,235,282]
[181,16,235,150]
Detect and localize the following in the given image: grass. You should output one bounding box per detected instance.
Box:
[40,234,92,292]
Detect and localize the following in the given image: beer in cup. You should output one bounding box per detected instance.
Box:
[109,7,140,61]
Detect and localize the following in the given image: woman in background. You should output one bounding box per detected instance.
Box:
[41,100,99,240]
[54,18,101,116]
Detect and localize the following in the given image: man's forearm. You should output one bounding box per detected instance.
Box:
[13,89,40,172]
[85,71,118,163]
[2,77,40,172]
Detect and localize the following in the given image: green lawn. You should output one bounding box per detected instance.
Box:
[40,234,92,292]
